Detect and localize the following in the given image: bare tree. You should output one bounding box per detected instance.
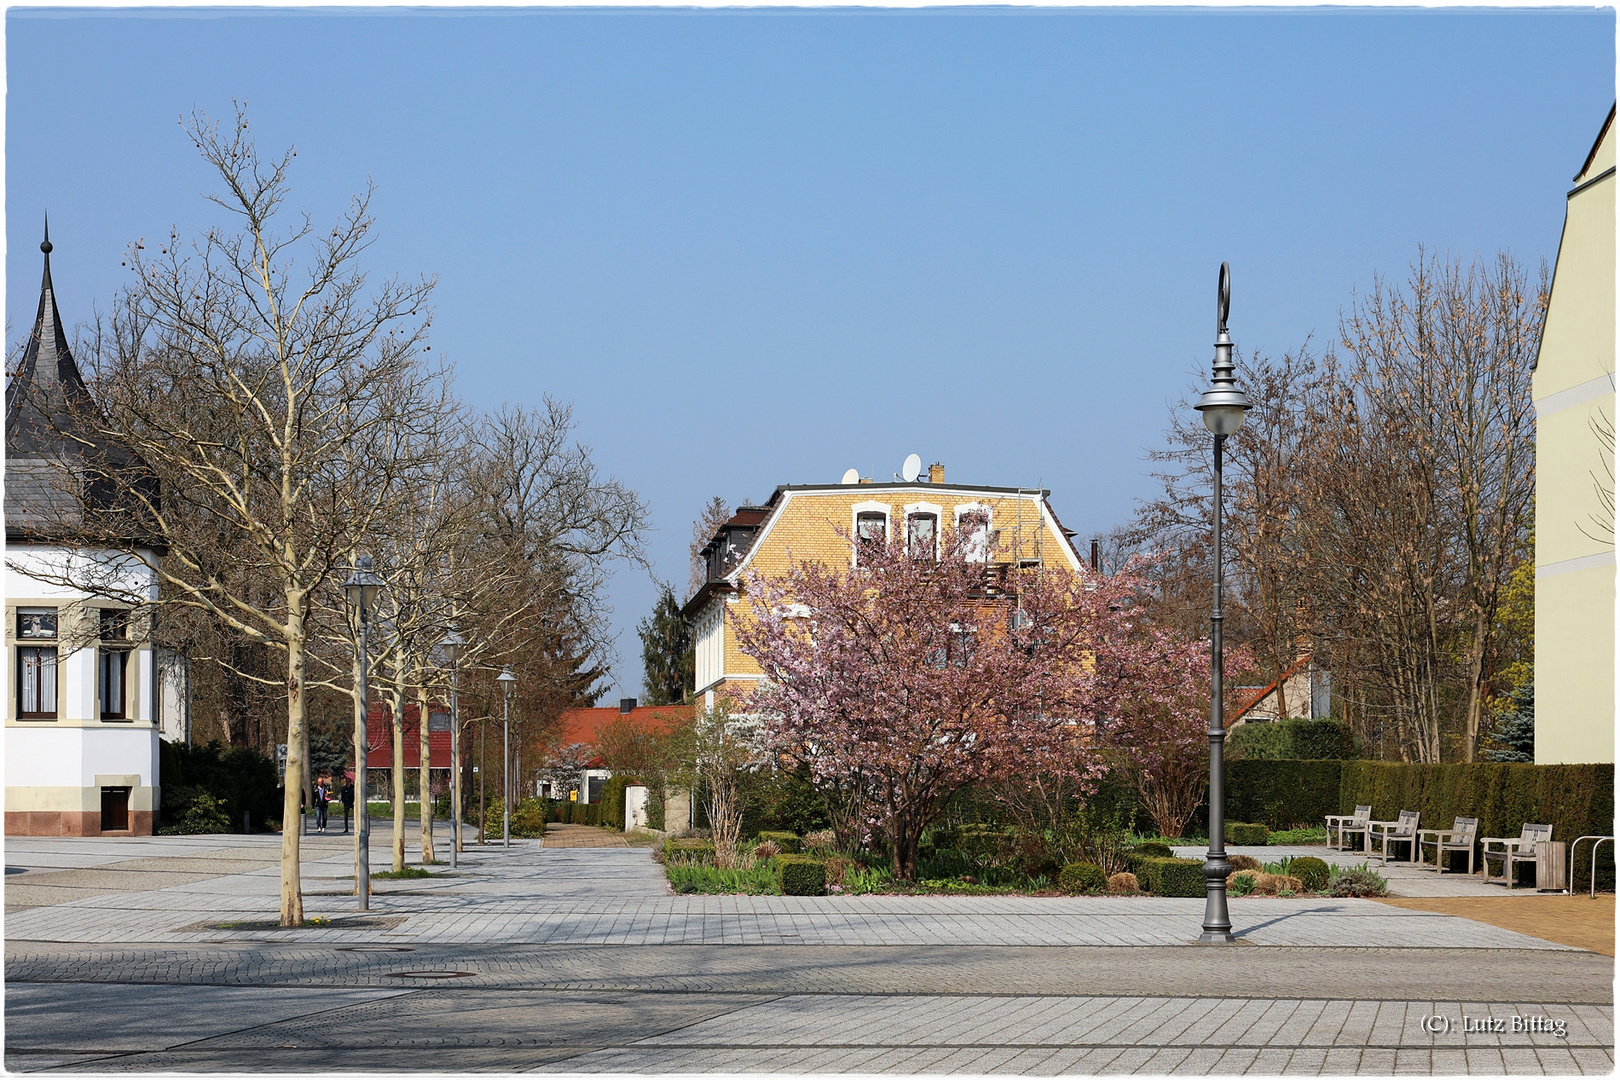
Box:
[23,106,439,925]
[688,495,731,599]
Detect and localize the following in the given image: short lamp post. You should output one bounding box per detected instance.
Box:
[439,624,466,870]
[498,667,517,848]
[343,555,386,912]
[1193,262,1251,945]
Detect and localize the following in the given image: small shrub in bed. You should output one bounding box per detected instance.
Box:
[1228,854,1263,872]
[1135,856,1206,897]
[1326,864,1389,898]
[1057,862,1107,895]
[1106,872,1139,894]
[775,854,826,896]
[1225,822,1271,846]
[1288,856,1331,892]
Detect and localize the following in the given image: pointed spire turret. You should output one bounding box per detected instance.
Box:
[6,217,96,448]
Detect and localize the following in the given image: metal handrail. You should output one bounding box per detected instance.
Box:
[1569,836,1615,897]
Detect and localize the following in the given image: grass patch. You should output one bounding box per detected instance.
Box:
[622,828,662,847]
[372,866,437,879]
[666,862,781,895]
[1267,827,1328,845]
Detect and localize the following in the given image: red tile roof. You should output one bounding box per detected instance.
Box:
[553,704,690,748]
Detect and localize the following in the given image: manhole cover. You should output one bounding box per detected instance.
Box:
[338,945,414,953]
[387,970,474,980]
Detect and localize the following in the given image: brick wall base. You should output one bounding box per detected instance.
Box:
[5,810,154,837]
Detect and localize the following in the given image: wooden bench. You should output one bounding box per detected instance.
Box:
[1416,816,1479,874]
[1326,805,1372,852]
[1367,810,1420,864]
[1481,823,1552,888]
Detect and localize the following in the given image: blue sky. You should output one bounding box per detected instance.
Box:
[7,6,1613,701]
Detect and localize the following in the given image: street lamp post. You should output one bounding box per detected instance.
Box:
[498,668,516,848]
[1193,262,1251,945]
[344,556,386,912]
[439,625,466,870]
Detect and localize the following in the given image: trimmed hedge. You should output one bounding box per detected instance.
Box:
[1227,760,1345,831]
[1132,841,1173,859]
[1225,822,1270,846]
[775,854,826,896]
[1132,855,1206,897]
[1058,862,1107,895]
[756,830,801,853]
[1228,719,1356,761]
[1339,761,1614,889]
[664,837,716,861]
[599,775,645,831]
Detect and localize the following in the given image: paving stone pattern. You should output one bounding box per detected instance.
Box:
[4,830,1613,1074]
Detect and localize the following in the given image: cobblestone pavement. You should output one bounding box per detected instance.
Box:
[5,831,1613,1074]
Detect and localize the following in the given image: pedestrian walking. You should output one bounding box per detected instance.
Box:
[315,776,330,833]
[342,779,355,834]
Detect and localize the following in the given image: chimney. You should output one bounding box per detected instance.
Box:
[928,462,944,484]
[1090,539,1100,572]
[619,697,637,714]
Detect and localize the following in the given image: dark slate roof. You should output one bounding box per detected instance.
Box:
[5,227,99,457]
[5,226,158,547]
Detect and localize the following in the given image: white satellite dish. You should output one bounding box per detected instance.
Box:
[901,453,922,483]
[840,468,860,485]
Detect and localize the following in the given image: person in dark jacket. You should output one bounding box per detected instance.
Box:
[342,780,355,834]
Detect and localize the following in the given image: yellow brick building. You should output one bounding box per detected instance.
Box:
[1533,105,1616,764]
[680,463,1089,707]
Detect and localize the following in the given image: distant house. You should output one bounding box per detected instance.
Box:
[680,461,1088,709]
[362,701,455,793]
[546,697,690,809]
[1533,104,1615,765]
[5,232,163,835]
[1225,651,1331,727]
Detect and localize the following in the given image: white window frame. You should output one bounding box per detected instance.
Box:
[695,606,725,693]
[850,501,892,566]
[953,502,994,563]
[902,501,943,561]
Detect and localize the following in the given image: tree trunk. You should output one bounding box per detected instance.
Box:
[279,608,307,927]
[391,647,406,872]
[419,677,435,862]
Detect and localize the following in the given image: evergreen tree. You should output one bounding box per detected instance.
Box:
[639,584,694,705]
[1483,680,1534,762]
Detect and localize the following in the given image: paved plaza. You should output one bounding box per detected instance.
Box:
[4,826,1613,1074]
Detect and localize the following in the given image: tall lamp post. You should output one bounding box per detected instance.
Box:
[1193,262,1251,945]
[439,624,466,870]
[498,667,516,848]
[344,556,386,912]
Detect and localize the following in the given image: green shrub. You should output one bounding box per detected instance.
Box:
[1266,826,1328,845]
[663,837,716,861]
[1133,841,1174,859]
[755,830,801,853]
[647,786,666,831]
[159,739,280,832]
[1326,863,1389,898]
[1288,855,1331,892]
[775,854,826,896]
[481,798,549,839]
[1228,719,1356,761]
[1057,862,1107,895]
[1134,856,1206,897]
[158,788,233,835]
[1225,822,1271,846]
